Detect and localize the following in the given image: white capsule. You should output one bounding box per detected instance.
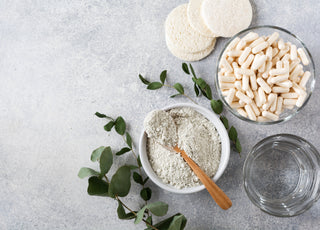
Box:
[262,61,272,79]
[226,37,241,51]
[241,54,255,69]
[245,104,257,121]
[236,39,247,50]
[249,37,265,48]
[238,47,252,65]
[270,94,278,112]
[239,100,246,106]
[234,81,242,91]
[276,46,290,59]
[257,77,272,94]
[262,111,279,121]
[242,32,259,42]
[283,98,298,106]
[276,80,292,88]
[227,50,242,57]
[270,74,289,84]
[276,61,283,69]
[257,116,269,122]
[278,39,285,49]
[246,87,254,99]
[283,104,294,110]
[237,108,247,118]
[275,96,283,115]
[290,45,298,60]
[227,56,234,63]
[219,75,236,83]
[283,60,290,72]
[292,82,306,95]
[281,93,299,99]
[271,57,280,68]
[289,59,301,72]
[250,74,258,90]
[272,86,290,93]
[251,55,267,70]
[296,93,307,107]
[258,87,267,105]
[266,47,273,61]
[221,58,233,72]
[236,91,252,104]
[267,32,279,45]
[281,53,290,62]
[251,101,261,116]
[230,102,242,108]
[254,90,261,107]
[269,68,288,76]
[258,61,266,73]
[220,82,235,90]
[262,93,277,110]
[242,75,249,91]
[252,41,269,54]
[290,64,303,80]
[235,68,255,76]
[226,88,236,104]
[222,90,229,96]
[272,48,279,57]
[299,71,311,88]
[297,48,309,65]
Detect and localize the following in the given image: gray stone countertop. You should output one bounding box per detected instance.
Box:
[1,0,319,229]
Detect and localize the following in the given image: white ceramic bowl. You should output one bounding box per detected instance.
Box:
[139,103,230,194]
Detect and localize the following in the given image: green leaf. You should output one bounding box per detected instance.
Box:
[78,167,100,179]
[145,216,153,227]
[228,126,238,142]
[170,94,181,98]
[195,78,206,89]
[104,121,115,132]
[182,63,190,75]
[194,83,200,97]
[211,99,223,114]
[139,74,150,85]
[117,201,136,220]
[109,166,131,197]
[87,176,109,196]
[134,206,147,224]
[137,155,142,167]
[147,82,163,90]
[133,172,143,185]
[115,116,126,135]
[99,146,113,175]
[195,78,212,99]
[147,202,168,216]
[143,177,149,185]
[191,77,197,83]
[140,187,152,201]
[236,137,242,153]
[95,112,112,120]
[220,116,229,130]
[116,147,131,156]
[173,83,184,94]
[127,164,139,170]
[126,132,132,148]
[204,85,213,100]
[91,146,105,162]
[189,63,196,78]
[160,70,167,84]
[168,215,187,230]
[145,213,185,230]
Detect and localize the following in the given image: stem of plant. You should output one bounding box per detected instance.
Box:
[163,84,198,104]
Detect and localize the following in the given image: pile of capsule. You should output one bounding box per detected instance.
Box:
[218,32,311,122]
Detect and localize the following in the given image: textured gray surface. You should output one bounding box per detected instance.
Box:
[0,0,319,229]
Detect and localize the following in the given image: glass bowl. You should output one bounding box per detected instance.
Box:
[243,134,320,217]
[215,25,316,124]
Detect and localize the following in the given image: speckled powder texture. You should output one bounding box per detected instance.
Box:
[147,107,221,189]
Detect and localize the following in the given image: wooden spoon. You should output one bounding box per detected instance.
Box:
[173,146,232,210]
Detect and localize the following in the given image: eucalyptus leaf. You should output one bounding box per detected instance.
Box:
[115,116,126,135]
[140,187,152,201]
[170,94,181,98]
[173,83,184,94]
[189,63,196,78]
[78,167,100,179]
[134,206,147,224]
[182,63,190,75]
[143,177,149,185]
[133,172,143,185]
[139,74,150,85]
[127,164,139,170]
[87,176,109,196]
[109,166,131,197]
[91,146,105,162]
[116,147,131,156]
[195,78,207,89]
[204,85,212,100]
[126,132,132,148]
[104,121,115,132]
[100,146,113,175]
[147,201,168,216]
[194,83,200,96]
[220,116,229,129]
[147,82,163,90]
[211,99,223,114]
[236,137,242,153]
[145,213,185,230]
[160,70,167,84]
[145,216,153,226]
[168,215,187,230]
[228,126,238,142]
[137,155,142,167]
[95,112,112,120]
[117,201,135,220]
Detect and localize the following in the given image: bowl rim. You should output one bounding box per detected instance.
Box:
[139,103,230,194]
[243,133,320,217]
[215,25,316,125]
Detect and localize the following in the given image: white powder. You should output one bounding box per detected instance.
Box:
[146,107,221,189]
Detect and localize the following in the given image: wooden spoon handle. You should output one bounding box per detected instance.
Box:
[174,146,232,210]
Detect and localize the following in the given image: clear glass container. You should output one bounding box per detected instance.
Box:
[243,134,320,216]
[215,25,316,125]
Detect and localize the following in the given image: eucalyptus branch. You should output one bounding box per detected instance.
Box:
[163,84,198,104]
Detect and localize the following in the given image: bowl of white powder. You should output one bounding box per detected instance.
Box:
[139,103,230,194]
